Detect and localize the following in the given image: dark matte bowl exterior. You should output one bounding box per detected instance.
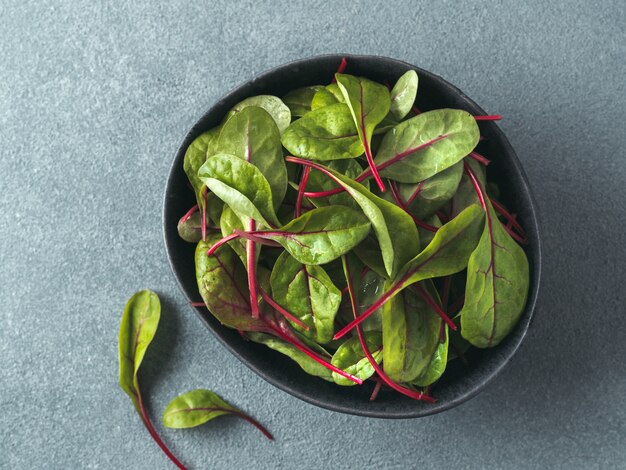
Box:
[163,54,541,418]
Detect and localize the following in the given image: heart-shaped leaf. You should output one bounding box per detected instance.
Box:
[177,212,203,243]
[183,127,221,209]
[311,83,345,110]
[374,109,480,183]
[330,332,382,386]
[227,95,291,134]
[389,70,418,120]
[270,252,342,343]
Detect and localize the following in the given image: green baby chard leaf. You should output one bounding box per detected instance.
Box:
[281,103,364,160]
[183,127,221,208]
[270,252,342,343]
[283,86,323,117]
[199,153,279,227]
[418,214,442,249]
[118,290,161,413]
[263,206,371,265]
[311,83,345,110]
[220,205,247,265]
[195,236,267,332]
[389,70,418,120]
[330,332,382,386]
[398,161,463,219]
[374,109,480,183]
[177,212,203,243]
[382,285,444,383]
[162,389,273,440]
[460,201,529,348]
[227,95,291,134]
[246,332,334,382]
[305,159,367,209]
[412,322,448,386]
[217,106,288,208]
[450,159,486,218]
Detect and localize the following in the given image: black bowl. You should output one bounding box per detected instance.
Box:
[163,54,542,418]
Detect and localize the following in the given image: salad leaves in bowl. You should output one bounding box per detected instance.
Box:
[164,54,541,418]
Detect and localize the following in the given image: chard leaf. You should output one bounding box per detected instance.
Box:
[246,332,333,382]
[330,332,382,386]
[374,109,480,183]
[264,206,371,265]
[195,236,267,332]
[281,103,364,160]
[283,86,323,117]
[219,205,247,264]
[217,106,287,208]
[270,252,342,344]
[460,201,529,348]
[305,158,367,209]
[183,127,220,208]
[177,212,203,243]
[227,95,291,134]
[389,70,418,120]
[311,83,345,110]
[118,290,161,413]
[198,153,279,227]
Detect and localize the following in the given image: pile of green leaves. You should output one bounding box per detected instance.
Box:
[179,61,530,404]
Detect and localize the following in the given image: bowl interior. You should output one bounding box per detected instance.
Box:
[163,54,541,418]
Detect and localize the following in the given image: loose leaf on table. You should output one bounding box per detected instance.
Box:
[227,95,291,134]
[374,109,480,183]
[289,158,419,278]
[398,161,463,219]
[217,106,287,208]
[311,83,345,110]
[162,389,272,440]
[198,153,279,227]
[270,251,342,343]
[281,103,364,160]
[195,236,268,332]
[183,127,221,208]
[283,86,323,117]
[335,73,390,189]
[460,201,529,348]
[118,290,161,413]
[330,332,382,386]
[261,205,371,265]
[382,283,445,383]
[246,332,334,382]
[177,212,204,243]
[389,70,418,120]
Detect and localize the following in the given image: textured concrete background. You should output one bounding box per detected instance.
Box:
[1,0,625,468]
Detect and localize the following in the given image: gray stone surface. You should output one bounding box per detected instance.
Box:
[1,0,625,468]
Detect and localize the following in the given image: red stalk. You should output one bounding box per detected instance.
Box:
[136,381,186,469]
[343,256,435,403]
[370,381,382,401]
[232,229,282,247]
[358,83,386,192]
[411,105,422,115]
[295,167,311,218]
[413,285,457,330]
[489,198,527,239]
[179,204,199,224]
[331,58,348,83]
[469,151,491,166]
[247,220,260,318]
[206,233,240,256]
[201,188,208,242]
[263,320,363,385]
[229,411,274,441]
[389,181,439,233]
[190,301,205,307]
[406,181,425,205]
[259,288,310,330]
[474,115,502,121]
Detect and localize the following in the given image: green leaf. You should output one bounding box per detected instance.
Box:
[460,202,529,348]
[374,109,480,183]
[398,161,463,219]
[177,211,203,243]
[330,332,382,386]
[246,332,333,382]
[227,95,291,134]
[382,285,445,383]
[389,70,418,120]
[418,214,442,250]
[219,205,247,264]
[195,236,267,332]
[263,206,371,265]
[311,83,344,110]
[394,204,485,291]
[304,158,367,209]
[199,153,279,227]
[335,73,390,160]
[162,389,241,429]
[282,86,323,117]
[217,106,287,209]
[281,103,364,160]
[297,160,419,278]
[270,252,342,344]
[118,290,161,413]
[183,127,221,208]
[450,159,486,218]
